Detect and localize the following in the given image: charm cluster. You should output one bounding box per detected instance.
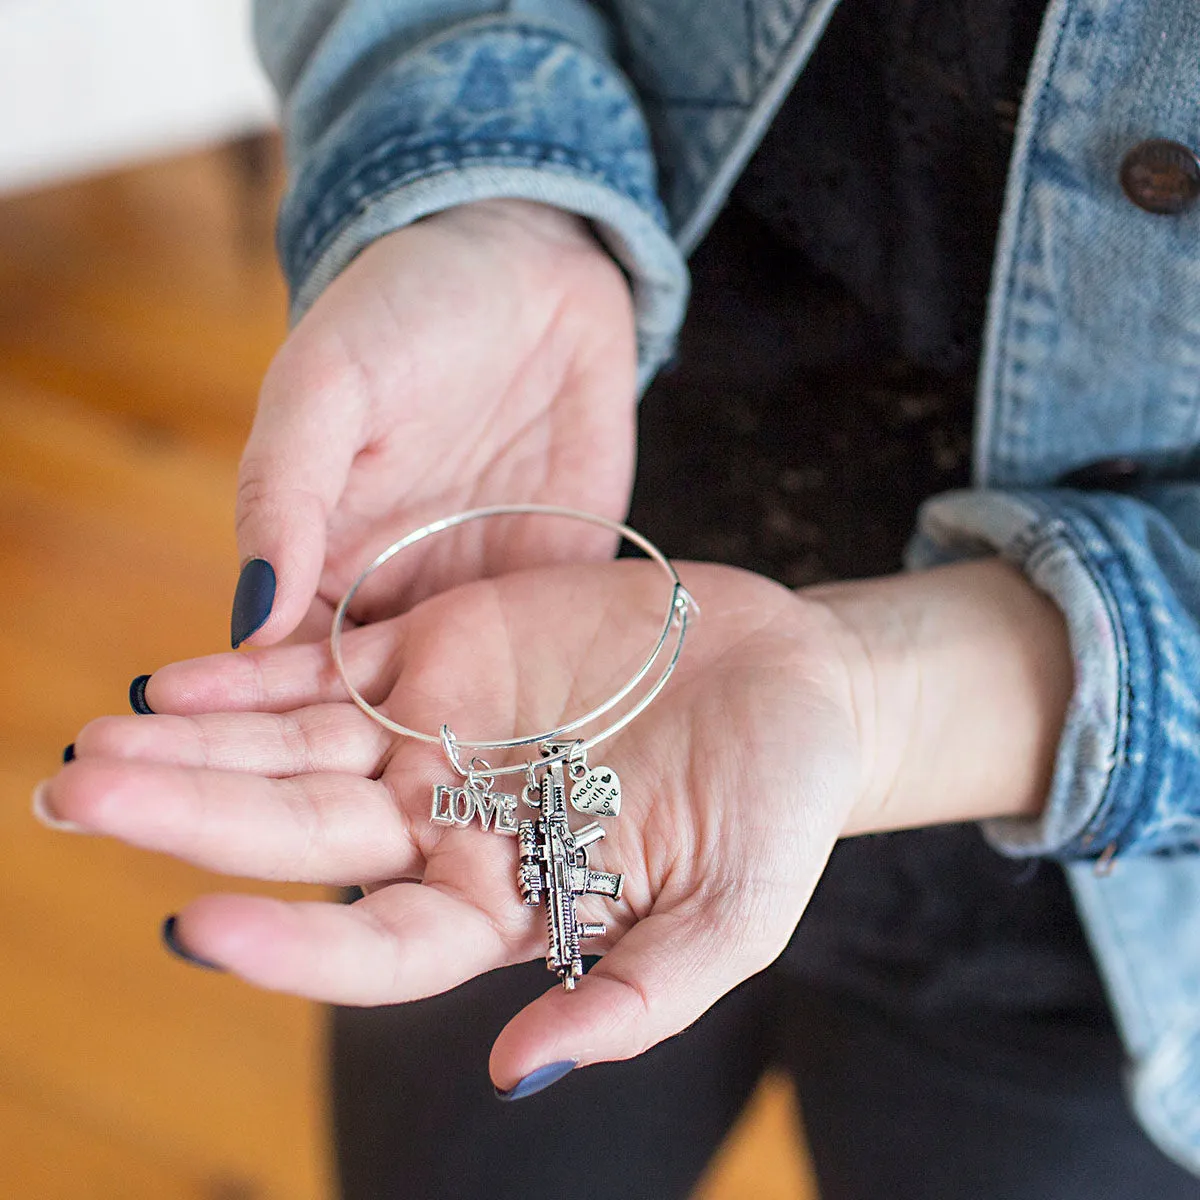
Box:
[431,747,624,989]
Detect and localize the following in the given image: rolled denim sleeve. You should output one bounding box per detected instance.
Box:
[906,486,1200,861]
[253,0,687,384]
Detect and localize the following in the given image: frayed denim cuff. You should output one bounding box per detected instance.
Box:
[277,20,688,385]
[907,488,1200,862]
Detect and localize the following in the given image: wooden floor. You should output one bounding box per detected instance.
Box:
[0,141,817,1200]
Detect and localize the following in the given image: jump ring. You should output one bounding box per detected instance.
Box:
[439,724,467,778]
[466,756,495,794]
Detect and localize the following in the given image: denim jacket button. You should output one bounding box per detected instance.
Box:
[1058,456,1144,490]
[1119,139,1200,214]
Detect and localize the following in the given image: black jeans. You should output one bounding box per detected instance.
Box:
[330,828,1199,1200]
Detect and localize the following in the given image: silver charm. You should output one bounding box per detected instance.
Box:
[570,765,622,818]
[430,784,518,835]
[332,511,692,1018]
[518,759,623,989]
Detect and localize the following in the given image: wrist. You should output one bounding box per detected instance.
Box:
[804,559,1074,838]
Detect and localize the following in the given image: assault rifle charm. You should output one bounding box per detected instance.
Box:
[518,758,624,989]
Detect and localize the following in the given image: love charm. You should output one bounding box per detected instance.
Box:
[430,784,519,835]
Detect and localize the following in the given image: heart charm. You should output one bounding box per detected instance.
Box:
[570,766,622,818]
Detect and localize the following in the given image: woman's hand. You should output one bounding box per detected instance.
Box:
[43,562,868,1089]
[234,199,638,645]
[41,551,1072,1088]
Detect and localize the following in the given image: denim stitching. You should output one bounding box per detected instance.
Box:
[289,145,645,286]
[986,0,1073,481]
[280,22,664,289]
[1053,496,1171,857]
[1012,493,1134,859]
[304,139,609,246]
[1092,500,1179,854]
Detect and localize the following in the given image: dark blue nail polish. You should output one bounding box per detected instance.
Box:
[495,1059,577,1102]
[62,743,75,763]
[231,558,276,649]
[161,915,223,971]
[129,675,154,714]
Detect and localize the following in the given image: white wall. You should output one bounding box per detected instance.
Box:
[0,0,276,192]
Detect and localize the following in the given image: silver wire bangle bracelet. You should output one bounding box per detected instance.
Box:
[330,504,696,778]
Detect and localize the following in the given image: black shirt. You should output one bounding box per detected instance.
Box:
[629,0,1110,1023]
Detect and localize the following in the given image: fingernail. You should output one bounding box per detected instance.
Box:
[31,781,91,834]
[231,558,276,649]
[129,675,154,715]
[63,743,75,763]
[494,1059,578,1102]
[161,915,224,971]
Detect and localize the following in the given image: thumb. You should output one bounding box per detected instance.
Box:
[232,362,362,647]
[489,903,772,1095]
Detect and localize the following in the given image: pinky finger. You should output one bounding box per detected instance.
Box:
[169,886,518,1006]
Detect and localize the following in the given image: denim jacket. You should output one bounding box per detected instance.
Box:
[254,0,1200,1173]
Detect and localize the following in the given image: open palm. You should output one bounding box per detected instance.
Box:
[240,198,639,641]
[48,561,864,1087]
